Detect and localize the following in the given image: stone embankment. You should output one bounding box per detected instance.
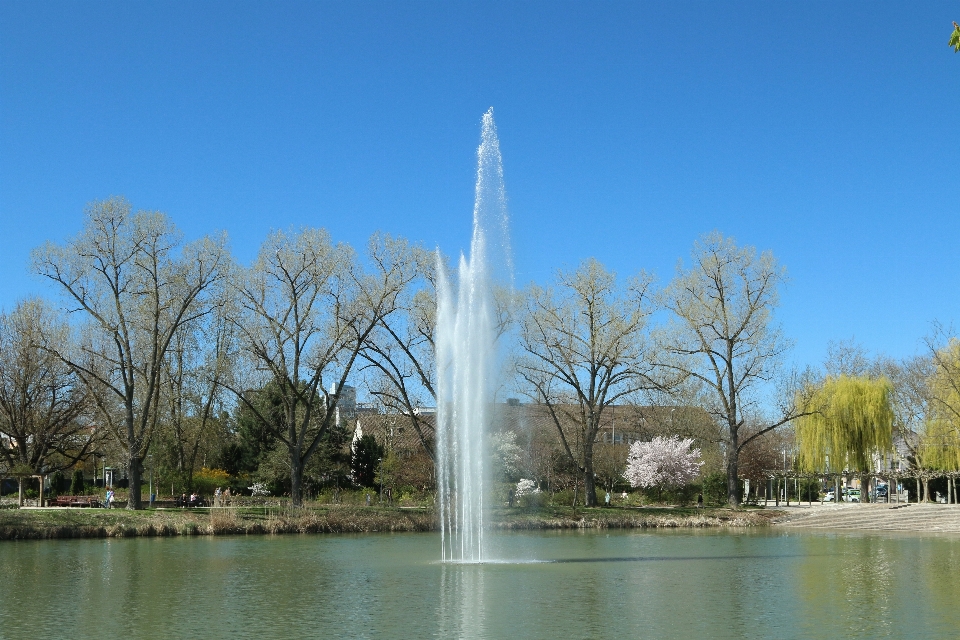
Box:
[774,503,960,533]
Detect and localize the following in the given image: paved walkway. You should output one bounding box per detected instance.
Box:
[772,502,960,532]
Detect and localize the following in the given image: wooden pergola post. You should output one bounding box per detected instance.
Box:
[10,474,45,507]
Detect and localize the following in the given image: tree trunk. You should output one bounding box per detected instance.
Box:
[923,478,930,503]
[726,452,740,507]
[862,474,869,503]
[582,440,597,507]
[290,449,304,508]
[126,454,142,510]
[18,477,23,507]
[725,339,742,508]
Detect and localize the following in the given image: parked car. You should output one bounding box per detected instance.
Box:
[823,490,836,502]
[844,489,861,503]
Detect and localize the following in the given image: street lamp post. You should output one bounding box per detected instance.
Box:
[783,449,788,506]
[148,454,154,508]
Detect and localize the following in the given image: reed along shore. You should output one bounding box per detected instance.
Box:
[0,505,779,541]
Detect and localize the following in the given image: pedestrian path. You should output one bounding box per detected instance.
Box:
[773,502,960,532]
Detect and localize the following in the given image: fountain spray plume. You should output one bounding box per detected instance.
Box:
[436,108,511,563]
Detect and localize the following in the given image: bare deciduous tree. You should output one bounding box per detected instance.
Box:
[160,288,236,492]
[0,299,95,504]
[361,255,515,461]
[518,258,659,507]
[360,249,437,458]
[658,232,800,506]
[33,196,229,509]
[227,229,419,506]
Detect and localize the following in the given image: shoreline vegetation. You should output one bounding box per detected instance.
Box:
[0,505,779,541]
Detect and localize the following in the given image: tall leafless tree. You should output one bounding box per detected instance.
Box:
[160,285,236,492]
[658,232,801,506]
[360,249,438,458]
[33,197,229,508]
[0,299,96,503]
[517,258,659,507]
[227,230,419,506]
[360,248,515,461]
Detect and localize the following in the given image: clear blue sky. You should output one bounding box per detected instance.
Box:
[1,2,958,369]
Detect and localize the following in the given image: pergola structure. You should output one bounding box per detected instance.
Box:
[1,473,46,507]
[756,469,960,506]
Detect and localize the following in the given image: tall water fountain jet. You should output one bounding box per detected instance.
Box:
[436,108,510,564]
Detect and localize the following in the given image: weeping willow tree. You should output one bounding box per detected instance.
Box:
[918,339,960,501]
[917,420,960,504]
[924,339,960,468]
[917,419,960,504]
[795,375,894,503]
[918,420,960,471]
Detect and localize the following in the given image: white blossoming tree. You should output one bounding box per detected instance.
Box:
[515,478,540,497]
[625,436,703,501]
[514,478,541,508]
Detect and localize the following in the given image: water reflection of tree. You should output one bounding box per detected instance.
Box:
[795,535,895,637]
[924,540,960,630]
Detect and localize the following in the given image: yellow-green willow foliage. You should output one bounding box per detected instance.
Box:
[921,340,960,471]
[918,419,960,471]
[795,375,894,472]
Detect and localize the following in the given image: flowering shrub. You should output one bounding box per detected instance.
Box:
[515,478,540,497]
[248,482,271,497]
[625,436,703,491]
[491,431,524,481]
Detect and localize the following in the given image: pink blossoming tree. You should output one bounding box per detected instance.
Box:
[625,436,703,499]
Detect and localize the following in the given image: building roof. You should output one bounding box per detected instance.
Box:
[356,402,718,453]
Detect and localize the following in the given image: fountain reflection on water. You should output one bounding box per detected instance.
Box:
[436,108,510,564]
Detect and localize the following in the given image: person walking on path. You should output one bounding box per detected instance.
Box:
[697,493,704,510]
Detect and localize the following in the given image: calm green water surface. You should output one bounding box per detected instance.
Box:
[2,529,958,639]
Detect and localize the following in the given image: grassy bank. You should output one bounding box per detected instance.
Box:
[0,504,780,541]
[490,505,779,530]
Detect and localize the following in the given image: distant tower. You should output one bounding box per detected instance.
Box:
[351,418,364,453]
[331,383,357,428]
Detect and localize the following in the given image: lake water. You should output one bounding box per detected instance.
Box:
[1,529,958,639]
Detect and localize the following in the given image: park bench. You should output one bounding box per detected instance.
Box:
[174,496,208,508]
[49,495,101,508]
